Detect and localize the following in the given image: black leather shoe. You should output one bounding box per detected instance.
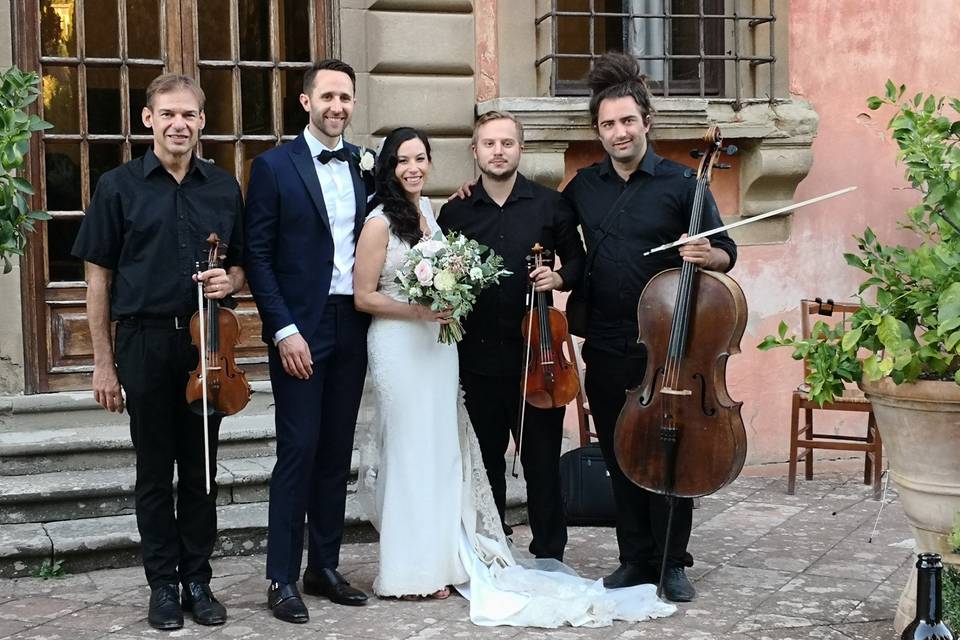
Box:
[268,582,309,624]
[148,584,183,630]
[661,566,696,602]
[302,567,368,606]
[181,582,227,626]
[603,562,659,589]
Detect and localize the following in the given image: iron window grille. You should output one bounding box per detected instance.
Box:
[536,0,778,108]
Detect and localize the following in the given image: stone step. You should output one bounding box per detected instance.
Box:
[0,473,530,579]
[0,454,281,524]
[0,413,277,476]
[0,498,371,579]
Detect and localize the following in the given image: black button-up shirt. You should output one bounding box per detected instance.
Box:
[72,148,244,318]
[439,173,585,376]
[562,150,737,356]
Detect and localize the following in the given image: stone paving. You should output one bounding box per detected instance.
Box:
[0,472,912,639]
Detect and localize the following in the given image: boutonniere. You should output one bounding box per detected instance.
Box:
[353,147,376,174]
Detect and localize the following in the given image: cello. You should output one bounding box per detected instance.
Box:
[185,233,252,492]
[613,126,747,595]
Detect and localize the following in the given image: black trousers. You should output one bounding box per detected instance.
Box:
[114,320,222,589]
[460,370,567,560]
[582,343,694,571]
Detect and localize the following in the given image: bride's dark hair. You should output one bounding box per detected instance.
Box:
[371,127,432,247]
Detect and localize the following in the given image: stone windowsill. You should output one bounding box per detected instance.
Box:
[477,97,820,245]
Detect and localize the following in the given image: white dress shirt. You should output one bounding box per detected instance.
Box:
[273,128,358,345]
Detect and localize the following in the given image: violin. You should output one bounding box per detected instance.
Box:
[612,126,747,594]
[519,244,580,410]
[511,244,581,477]
[185,233,252,418]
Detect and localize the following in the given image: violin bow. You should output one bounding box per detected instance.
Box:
[512,267,538,478]
[195,261,212,495]
[643,186,858,256]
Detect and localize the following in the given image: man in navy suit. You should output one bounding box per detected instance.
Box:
[245,59,372,624]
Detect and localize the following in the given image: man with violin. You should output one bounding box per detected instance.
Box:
[561,53,738,602]
[439,111,585,561]
[73,74,244,630]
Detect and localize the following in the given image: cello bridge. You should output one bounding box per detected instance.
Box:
[661,387,692,396]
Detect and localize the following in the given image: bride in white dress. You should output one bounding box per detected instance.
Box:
[353,127,675,627]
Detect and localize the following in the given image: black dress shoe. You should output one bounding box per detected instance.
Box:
[661,566,696,602]
[302,567,368,606]
[603,562,659,589]
[148,584,184,630]
[181,582,227,626]
[268,582,309,624]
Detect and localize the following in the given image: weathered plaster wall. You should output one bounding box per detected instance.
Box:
[730,0,960,463]
[558,1,960,464]
[0,0,27,395]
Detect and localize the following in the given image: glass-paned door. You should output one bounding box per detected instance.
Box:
[15,0,329,392]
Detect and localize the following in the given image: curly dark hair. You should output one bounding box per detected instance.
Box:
[371,127,432,247]
[587,52,655,126]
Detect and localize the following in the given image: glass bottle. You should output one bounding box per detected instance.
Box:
[901,553,955,640]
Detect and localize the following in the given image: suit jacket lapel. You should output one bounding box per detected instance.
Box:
[344,142,366,240]
[289,135,332,235]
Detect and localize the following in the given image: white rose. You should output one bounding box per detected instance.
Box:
[416,239,446,258]
[359,150,375,172]
[469,267,483,281]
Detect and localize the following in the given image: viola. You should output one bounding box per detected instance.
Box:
[185,233,252,418]
[520,244,580,410]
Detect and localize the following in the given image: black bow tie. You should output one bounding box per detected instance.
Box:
[317,148,350,164]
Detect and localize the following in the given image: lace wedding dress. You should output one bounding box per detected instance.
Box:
[358,199,675,627]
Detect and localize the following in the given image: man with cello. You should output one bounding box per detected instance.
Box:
[440,111,584,561]
[562,53,738,602]
[73,74,244,629]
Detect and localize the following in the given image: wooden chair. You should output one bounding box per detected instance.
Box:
[788,299,883,499]
[567,334,597,446]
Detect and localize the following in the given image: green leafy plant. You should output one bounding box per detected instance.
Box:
[32,557,68,579]
[0,65,53,274]
[759,81,960,405]
[945,517,960,629]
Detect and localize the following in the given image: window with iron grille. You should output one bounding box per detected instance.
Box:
[536,0,778,106]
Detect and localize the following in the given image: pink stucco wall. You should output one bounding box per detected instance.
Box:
[555,2,960,464]
[732,0,960,463]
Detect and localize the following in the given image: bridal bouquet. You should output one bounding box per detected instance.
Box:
[395,230,511,344]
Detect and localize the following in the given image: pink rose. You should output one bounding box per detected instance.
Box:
[414,259,434,285]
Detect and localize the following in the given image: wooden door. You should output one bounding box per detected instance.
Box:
[14,0,329,392]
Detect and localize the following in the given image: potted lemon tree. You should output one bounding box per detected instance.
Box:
[760,81,960,632]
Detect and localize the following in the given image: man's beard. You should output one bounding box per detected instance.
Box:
[480,162,518,182]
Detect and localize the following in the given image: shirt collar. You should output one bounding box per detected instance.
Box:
[142,147,210,179]
[598,149,661,180]
[303,126,344,158]
[471,172,535,206]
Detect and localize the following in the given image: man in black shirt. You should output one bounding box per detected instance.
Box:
[440,112,585,560]
[562,53,737,602]
[72,74,244,630]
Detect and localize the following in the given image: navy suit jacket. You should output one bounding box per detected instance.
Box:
[244,134,369,345]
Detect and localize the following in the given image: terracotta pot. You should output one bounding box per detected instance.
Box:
[861,377,960,633]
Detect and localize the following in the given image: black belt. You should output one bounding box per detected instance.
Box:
[326,294,354,305]
[117,315,192,330]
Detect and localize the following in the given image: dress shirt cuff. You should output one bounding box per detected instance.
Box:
[273,324,299,346]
